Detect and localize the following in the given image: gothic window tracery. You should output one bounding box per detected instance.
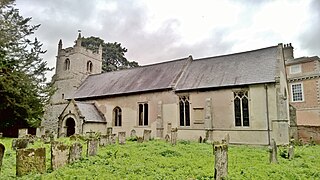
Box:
[234,91,249,127]
[179,95,190,126]
[113,107,122,126]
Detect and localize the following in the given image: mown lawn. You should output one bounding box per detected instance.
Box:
[0,138,320,179]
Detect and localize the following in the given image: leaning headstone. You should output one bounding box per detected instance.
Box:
[12,138,29,150]
[99,135,109,146]
[118,132,126,145]
[288,145,294,160]
[18,128,28,138]
[171,128,178,145]
[69,142,82,163]
[16,148,46,176]
[137,137,143,143]
[165,134,170,142]
[213,143,228,180]
[199,136,203,143]
[51,141,70,170]
[143,130,152,142]
[268,139,278,163]
[0,143,5,174]
[87,139,99,156]
[130,129,136,137]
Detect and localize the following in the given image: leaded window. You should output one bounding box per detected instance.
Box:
[65,58,70,70]
[179,96,190,126]
[291,83,303,102]
[138,103,148,126]
[234,91,249,127]
[113,107,122,126]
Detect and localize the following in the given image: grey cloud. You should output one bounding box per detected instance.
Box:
[299,0,320,56]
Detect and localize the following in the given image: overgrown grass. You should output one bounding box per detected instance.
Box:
[0,138,320,179]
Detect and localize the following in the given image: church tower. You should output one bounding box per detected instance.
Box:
[42,33,103,134]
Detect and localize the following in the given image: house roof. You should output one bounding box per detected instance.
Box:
[72,45,279,99]
[75,102,105,122]
[285,56,320,66]
[72,57,190,99]
[175,46,279,91]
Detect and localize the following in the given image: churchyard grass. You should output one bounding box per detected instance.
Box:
[0,138,320,179]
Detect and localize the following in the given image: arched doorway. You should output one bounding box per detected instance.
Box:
[66,118,75,137]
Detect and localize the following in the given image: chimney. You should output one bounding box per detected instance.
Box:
[283,43,294,60]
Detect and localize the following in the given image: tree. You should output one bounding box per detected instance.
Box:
[81,36,139,72]
[0,0,53,136]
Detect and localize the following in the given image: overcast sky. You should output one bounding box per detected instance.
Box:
[15,0,320,79]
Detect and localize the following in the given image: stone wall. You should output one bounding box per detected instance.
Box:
[297,125,320,143]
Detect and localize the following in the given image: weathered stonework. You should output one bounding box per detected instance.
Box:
[69,142,82,163]
[213,143,228,179]
[171,128,178,145]
[16,148,46,176]
[118,132,126,145]
[12,138,28,150]
[143,130,152,142]
[51,141,70,170]
[156,101,164,138]
[87,139,99,156]
[99,135,108,146]
[130,129,136,137]
[18,129,28,138]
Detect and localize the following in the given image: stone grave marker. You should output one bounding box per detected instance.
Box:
[288,145,294,160]
[51,141,70,170]
[118,132,126,145]
[165,134,170,142]
[0,143,5,174]
[69,142,82,163]
[110,134,116,144]
[87,139,99,156]
[36,126,45,138]
[143,130,151,142]
[199,136,203,143]
[0,132,3,138]
[268,139,278,163]
[107,127,113,136]
[130,129,136,137]
[18,128,28,138]
[99,135,108,146]
[137,137,143,143]
[12,138,28,150]
[213,143,228,180]
[16,148,46,176]
[171,128,178,145]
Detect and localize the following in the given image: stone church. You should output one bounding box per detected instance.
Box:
[43,34,291,145]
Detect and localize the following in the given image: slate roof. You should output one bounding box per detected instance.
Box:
[72,46,279,99]
[76,102,105,122]
[73,57,190,99]
[176,46,278,91]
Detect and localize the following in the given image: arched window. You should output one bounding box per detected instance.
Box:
[179,96,190,126]
[87,61,93,73]
[65,58,70,70]
[234,91,249,127]
[113,107,122,126]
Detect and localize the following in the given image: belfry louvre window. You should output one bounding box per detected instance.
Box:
[87,61,93,72]
[291,83,303,102]
[113,107,122,126]
[234,91,249,127]
[179,96,190,126]
[138,103,148,126]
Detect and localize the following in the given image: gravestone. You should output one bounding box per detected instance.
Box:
[199,136,203,143]
[165,134,170,142]
[110,134,116,144]
[268,139,278,163]
[18,128,28,138]
[213,143,228,180]
[12,138,28,150]
[137,137,143,143]
[16,148,46,176]
[107,127,113,136]
[69,142,82,163]
[0,132,3,138]
[36,126,45,138]
[0,143,5,174]
[118,132,126,145]
[143,130,152,142]
[288,139,294,160]
[87,139,99,156]
[51,142,70,170]
[99,135,109,146]
[130,129,136,137]
[171,128,178,145]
